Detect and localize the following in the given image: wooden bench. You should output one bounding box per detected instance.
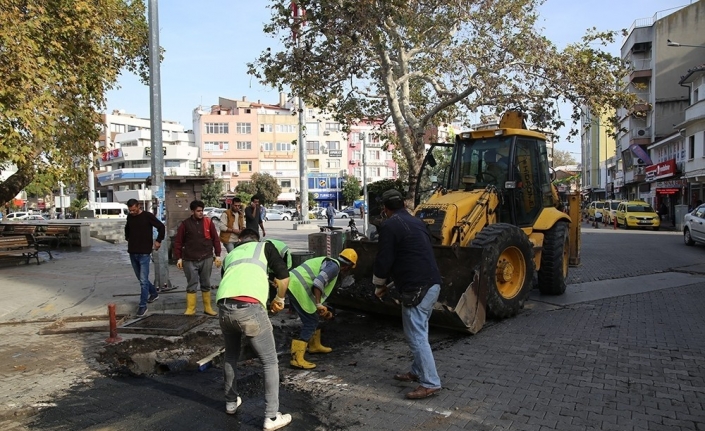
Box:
[2,225,38,235]
[0,234,41,265]
[37,225,71,249]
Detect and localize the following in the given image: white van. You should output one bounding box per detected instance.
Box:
[83,203,129,219]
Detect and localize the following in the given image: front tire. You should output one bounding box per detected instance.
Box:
[471,223,534,319]
[282,216,290,221]
[538,222,569,295]
[684,228,695,246]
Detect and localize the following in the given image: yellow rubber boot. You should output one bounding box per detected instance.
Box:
[184,292,197,315]
[308,329,332,353]
[202,291,217,316]
[290,339,316,369]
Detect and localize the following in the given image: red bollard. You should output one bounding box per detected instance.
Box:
[105,303,122,344]
[613,216,618,230]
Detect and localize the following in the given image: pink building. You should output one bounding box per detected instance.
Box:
[347,119,397,184]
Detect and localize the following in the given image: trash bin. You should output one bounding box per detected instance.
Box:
[290,251,314,268]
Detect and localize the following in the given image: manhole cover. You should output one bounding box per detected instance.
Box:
[119,314,209,336]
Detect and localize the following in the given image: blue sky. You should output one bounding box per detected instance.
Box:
[106,0,692,157]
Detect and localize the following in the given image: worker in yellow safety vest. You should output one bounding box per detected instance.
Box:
[286,248,358,369]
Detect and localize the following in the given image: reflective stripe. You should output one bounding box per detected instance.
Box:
[226,242,266,271]
[293,262,318,304]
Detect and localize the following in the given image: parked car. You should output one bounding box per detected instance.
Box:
[207,208,226,220]
[340,207,357,218]
[308,207,326,219]
[587,201,605,221]
[602,200,622,224]
[683,204,705,246]
[26,214,49,221]
[271,204,295,215]
[264,209,291,221]
[615,201,660,230]
[5,212,31,220]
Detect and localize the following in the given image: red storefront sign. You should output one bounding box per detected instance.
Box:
[645,159,676,181]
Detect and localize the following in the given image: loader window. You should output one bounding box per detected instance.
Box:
[457,137,512,190]
[513,139,544,226]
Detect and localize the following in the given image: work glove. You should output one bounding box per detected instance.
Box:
[176,259,183,270]
[316,303,334,320]
[270,296,285,314]
[214,257,222,269]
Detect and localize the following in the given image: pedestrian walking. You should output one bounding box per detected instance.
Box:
[213,198,245,253]
[372,189,443,400]
[217,228,292,430]
[245,195,266,238]
[173,200,222,316]
[287,249,357,369]
[125,198,166,317]
[325,202,336,227]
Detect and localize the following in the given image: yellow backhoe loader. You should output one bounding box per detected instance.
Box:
[329,111,581,333]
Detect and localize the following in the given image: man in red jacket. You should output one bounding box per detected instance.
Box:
[174,200,222,316]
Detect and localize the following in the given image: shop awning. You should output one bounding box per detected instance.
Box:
[276,192,296,202]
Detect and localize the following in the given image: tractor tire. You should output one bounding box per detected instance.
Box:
[537,222,569,295]
[471,223,534,319]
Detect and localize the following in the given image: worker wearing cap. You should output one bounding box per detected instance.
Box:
[286,248,358,369]
[372,189,443,400]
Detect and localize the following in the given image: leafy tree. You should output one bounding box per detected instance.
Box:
[69,197,88,217]
[235,173,281,206]
[552,149,578,168]
[341,173,361,206]
[0,0,150,205]
[201,178,223,207]
[250,0,635,204]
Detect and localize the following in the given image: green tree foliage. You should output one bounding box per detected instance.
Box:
[69,197,88,217]
[250,0,635,203]
[235,173,282,206]
[201,179,223,207]
[0,0,150,205]
[341,173,361,206]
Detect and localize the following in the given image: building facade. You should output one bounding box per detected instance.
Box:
[581,109,616,201]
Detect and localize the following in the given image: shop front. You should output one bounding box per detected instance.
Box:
[646,158,685,226]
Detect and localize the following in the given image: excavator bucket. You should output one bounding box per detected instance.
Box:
[329,240,487,334]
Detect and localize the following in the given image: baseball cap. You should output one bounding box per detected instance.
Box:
[381,189,403,204]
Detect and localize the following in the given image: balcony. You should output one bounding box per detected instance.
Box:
[262,151,295,159]
[676,99,705,129]
[629,58,652,82]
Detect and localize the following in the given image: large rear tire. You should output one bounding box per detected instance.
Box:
[471,223,534,319]
[537,222,569,295]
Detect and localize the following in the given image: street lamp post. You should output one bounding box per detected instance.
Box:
[667,39,705,48]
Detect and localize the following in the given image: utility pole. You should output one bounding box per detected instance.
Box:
[362,133,368,235]
[297,96,309,222]
[148,0,170,289]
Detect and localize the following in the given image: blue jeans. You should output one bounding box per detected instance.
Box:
[327,216,334,227]
[218,301,279,418]
[401,284,441,389]
[130,253,156,308]
[288,294,319,341]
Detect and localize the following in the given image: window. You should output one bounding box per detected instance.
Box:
[260,124,273,132]
[325,141,340,150]
[326,159,340,168]
[236,141,252,150]
[276,142,292,151]
[132,160,148,168]
[204,141,229,152]
[277,161,296,170]
[280,179,292,188]
[238,161,252,172]
[236,122,251,134]
[306,122,319,136]
[689,135,695,160]
[261,161,275,170]
[110,123,126,133]
[205,122,229,134]
[354,168,361,177]
[189,160,199,170]
[210,162,227,172]
[262,142,273,151]
[353,150,361,160]
[306,140,320,155]
[165,160,180,168]
[275,124,296,133]
[325,122,341,131]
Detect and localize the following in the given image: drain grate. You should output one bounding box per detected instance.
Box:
[119,314,209,336]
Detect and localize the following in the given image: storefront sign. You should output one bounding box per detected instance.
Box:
[100,149,123,163]
[656,179,687,189]
[658,188,679,195]
[328,149,343,158]
[645,159,676,182]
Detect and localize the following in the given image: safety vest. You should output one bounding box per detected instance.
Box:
[216,241,269,307]
[266,239,292,269]
[288,257,339,314]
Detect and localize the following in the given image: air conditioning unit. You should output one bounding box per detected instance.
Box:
[350,142,357,147]
[636,128,647,137]
[349,160,356,164]
[323,131,331,136]
[232,171,240,177]
[635,158,646,166]
[320,145,327,154]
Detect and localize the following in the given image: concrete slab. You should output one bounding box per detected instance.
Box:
[529,271,705,306]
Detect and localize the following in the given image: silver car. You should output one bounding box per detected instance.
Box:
[264,209,291,221]
[683,204,705,246]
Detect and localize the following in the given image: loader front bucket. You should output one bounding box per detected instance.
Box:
[328,240,487,334]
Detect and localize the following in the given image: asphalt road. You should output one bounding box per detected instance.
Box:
[11,225,705,430]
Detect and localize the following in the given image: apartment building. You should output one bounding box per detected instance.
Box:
[347,120,396,184]
[94,112,194,202]
[614,3,702,212]
[580,109,616,201]
[678,64,705,204]
[258,94,299,201]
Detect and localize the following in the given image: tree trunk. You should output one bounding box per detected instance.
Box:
[0,163,35,206]
[404,134,428,208]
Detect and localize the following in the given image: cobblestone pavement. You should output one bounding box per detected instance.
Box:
[0,224,704,430]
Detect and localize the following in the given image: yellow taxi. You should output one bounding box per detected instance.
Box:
[587,201,605,221]
[615,201,660,230]
[603,199,622,224]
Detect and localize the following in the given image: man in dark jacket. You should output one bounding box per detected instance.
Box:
[174,200,222,316]
[372,189,442,400]
[125,198,166,317]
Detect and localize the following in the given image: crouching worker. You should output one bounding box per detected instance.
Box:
[287,248,358,369]
[217,228,292,430]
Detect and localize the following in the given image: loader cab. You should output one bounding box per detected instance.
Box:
[416,130,554,227]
